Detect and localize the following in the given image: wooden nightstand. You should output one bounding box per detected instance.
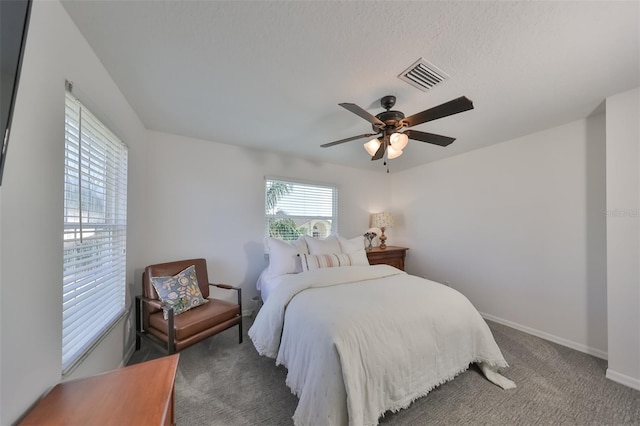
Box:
[366,246,408,271]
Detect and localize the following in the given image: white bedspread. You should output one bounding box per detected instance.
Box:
[249,265,512,426]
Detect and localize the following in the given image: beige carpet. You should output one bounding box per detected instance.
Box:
[129,318,640,425]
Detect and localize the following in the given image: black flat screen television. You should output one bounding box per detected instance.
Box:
[0,0,32,185]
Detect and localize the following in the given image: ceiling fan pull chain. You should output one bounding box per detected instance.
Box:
[384,137,389,173]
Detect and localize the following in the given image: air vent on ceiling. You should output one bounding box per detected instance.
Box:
[398,58,449,92]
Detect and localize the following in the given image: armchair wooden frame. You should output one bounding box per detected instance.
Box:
[135,258,242,354]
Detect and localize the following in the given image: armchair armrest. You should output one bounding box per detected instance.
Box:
[135,294,164,311]
[210,283,238,290]
[135,294,176,353]
[209,283,242,313]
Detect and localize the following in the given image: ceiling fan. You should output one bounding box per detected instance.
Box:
[321,95,474,162]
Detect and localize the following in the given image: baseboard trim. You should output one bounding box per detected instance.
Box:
[480,312,608,360]
[606,369,640,391]
[121,342,137,367]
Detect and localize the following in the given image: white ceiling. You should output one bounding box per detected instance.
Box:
[61,0,639,172]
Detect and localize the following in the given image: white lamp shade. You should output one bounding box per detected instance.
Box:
[363,138,381,156]
[371,212,394,228]
[387,145,403,159]
[390,132,409,150]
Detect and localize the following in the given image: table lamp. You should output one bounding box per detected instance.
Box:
[370,212,394,250]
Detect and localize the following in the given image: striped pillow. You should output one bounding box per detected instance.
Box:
[301,251,368,272]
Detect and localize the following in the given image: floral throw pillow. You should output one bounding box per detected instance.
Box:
[150,265,208,319]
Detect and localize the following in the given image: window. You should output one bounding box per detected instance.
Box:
[62,89,128,373]
[265,177,337,241]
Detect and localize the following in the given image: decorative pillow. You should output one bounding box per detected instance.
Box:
[150,265,208,319]
[304,235,341,255]
[348,249,370,266]
[337,234,365,254]
[292,237,309,255]
[301,250,369,272]
[265,237,308,278]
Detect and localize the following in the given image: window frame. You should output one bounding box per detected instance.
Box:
[264,176,338,241]
[62,88,128,374]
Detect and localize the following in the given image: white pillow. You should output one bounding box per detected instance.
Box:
[291,237,309,255]
[348,249,370,266]
[337,234,365,254]
[265,237,308,278]
[304,235,341,255]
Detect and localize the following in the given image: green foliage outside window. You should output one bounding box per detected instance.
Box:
[268,217,304,240]
[266,181,303,239]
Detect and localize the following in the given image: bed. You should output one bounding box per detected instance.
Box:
[249,237,514,426]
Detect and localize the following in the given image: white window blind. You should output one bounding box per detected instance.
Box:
[63,90,128,373]
[265,178,337,241]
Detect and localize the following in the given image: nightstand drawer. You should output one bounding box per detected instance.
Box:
[366,246,408,271]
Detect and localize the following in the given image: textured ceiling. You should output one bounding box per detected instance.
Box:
[61,0,639,172]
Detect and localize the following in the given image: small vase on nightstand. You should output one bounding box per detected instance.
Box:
[364,231,376,251]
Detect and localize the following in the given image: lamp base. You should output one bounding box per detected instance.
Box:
[379,227,387,250]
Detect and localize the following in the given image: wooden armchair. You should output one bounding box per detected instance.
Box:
[135,258,242,354]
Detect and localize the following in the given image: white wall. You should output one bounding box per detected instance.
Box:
[1,2,635,423]
[605,87,640,390]
[0,2,390,422]
[142,130,392,306]
[0,1,149,423]
[392,115,608,358]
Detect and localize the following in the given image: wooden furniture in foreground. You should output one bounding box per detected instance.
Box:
[366,246,408,271]
[19,354,179,426]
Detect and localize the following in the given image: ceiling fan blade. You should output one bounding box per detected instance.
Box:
[402,96,474,128]
[339,103,385,127]
[321,133,378,148]
[404,130,456,147]
[371,140,385,160]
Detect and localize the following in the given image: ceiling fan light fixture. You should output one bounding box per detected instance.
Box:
[387,145,403,159]
[390,132,409,150]
[364,138,381,156]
